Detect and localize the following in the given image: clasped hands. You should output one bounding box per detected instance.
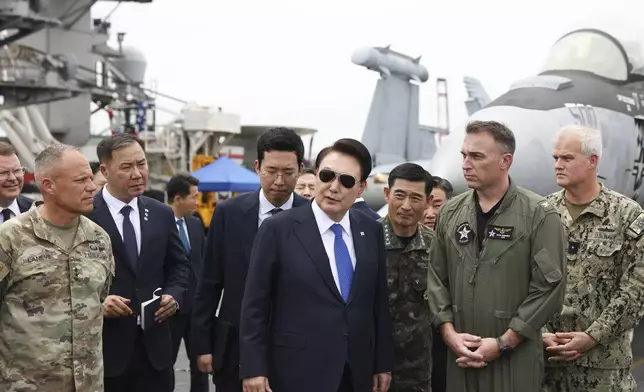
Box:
[444,332,499,369]
[543,331,597,361]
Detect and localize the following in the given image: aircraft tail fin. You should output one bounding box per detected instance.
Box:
[463,76,491,115]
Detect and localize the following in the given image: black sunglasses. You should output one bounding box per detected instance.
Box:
[319,169,356,188]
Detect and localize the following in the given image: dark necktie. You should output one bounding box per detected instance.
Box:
[120,206,138,269]
[176,218,191,254]
[270,208,283,216]
[1,209,11,222]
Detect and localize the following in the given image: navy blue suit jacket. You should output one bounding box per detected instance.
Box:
[87,193,191,377]
[239,204,394,392]
[352,200,381,220]
[182,214,205,312]
[191,190,309,376]
[17,194,34,213]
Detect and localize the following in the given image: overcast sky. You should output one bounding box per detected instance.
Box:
[90,0,643,152]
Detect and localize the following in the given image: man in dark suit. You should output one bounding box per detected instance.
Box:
[166,173,209,392]
[0,142,34,221]
[87,134,191,392]
[352,196,380,219]
[192,127,309,392]
[240,138,394,392]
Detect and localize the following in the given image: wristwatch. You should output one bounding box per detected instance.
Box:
[496,336,513,357]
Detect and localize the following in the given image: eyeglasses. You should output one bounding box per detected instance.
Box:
[0,167,25,180]
[260,170,297,180]
[319,169,356,188]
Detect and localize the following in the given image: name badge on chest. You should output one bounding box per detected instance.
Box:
[486,225,514,240]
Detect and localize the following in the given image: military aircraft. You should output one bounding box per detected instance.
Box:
[351,45,453,210]
[432,23,644,206]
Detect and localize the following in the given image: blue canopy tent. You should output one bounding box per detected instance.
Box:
[191,156,260,192]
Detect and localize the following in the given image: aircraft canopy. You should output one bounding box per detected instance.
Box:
[542,18,644,81]
[541,30,629,81]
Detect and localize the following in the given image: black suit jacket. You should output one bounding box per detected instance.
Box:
[191,190,309,375]
[352,200,381,220]
[86,193,191,377]
[17,194,34,213]
[239,204,394,392]
[182,215,205,312]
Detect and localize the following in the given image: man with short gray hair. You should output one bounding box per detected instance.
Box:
[542,125,644,391]
[0,143,115,391]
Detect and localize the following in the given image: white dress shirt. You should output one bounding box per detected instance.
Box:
[258,190,294,227]
[102,186,141,254]
[0,198,20,222]
[175,216,190,243]
[311,201,357,292]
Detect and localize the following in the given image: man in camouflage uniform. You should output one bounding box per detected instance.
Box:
[542,125,644,391]
[380,163,435,391]
[0,144,115,392]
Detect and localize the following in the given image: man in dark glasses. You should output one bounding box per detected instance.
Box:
[315,147,379,219]
[240,138,394,392]
[192,127,309,392]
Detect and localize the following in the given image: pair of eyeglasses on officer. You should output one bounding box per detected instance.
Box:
[318,169,357,188]
[0,167,25,180]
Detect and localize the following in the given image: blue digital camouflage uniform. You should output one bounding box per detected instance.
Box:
[542,185,644,392]
[380,216,434,392]
[0,203,115,392]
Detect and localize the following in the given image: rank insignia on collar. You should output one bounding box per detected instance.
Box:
[455,222,474,245]
[487,225,514,240]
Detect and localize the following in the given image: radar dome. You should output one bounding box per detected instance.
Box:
[112,46,147,85]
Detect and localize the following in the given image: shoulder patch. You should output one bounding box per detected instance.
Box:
[538,200,554,212]
[627,212,644,239]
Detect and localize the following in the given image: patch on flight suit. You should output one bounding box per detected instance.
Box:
[538,200,555,212]
[0,247,9,281]
[486,225,514,240]
[627,212,644,239]
[455,222,474,245]
[567,240,580,255]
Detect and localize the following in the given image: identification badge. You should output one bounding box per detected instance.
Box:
[486,225,514,240]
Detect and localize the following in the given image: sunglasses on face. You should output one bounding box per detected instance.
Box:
[318,169,357,189]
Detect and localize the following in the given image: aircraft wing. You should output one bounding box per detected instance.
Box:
[463,76,491,115]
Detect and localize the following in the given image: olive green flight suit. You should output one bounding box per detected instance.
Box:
[427,180,567,392]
